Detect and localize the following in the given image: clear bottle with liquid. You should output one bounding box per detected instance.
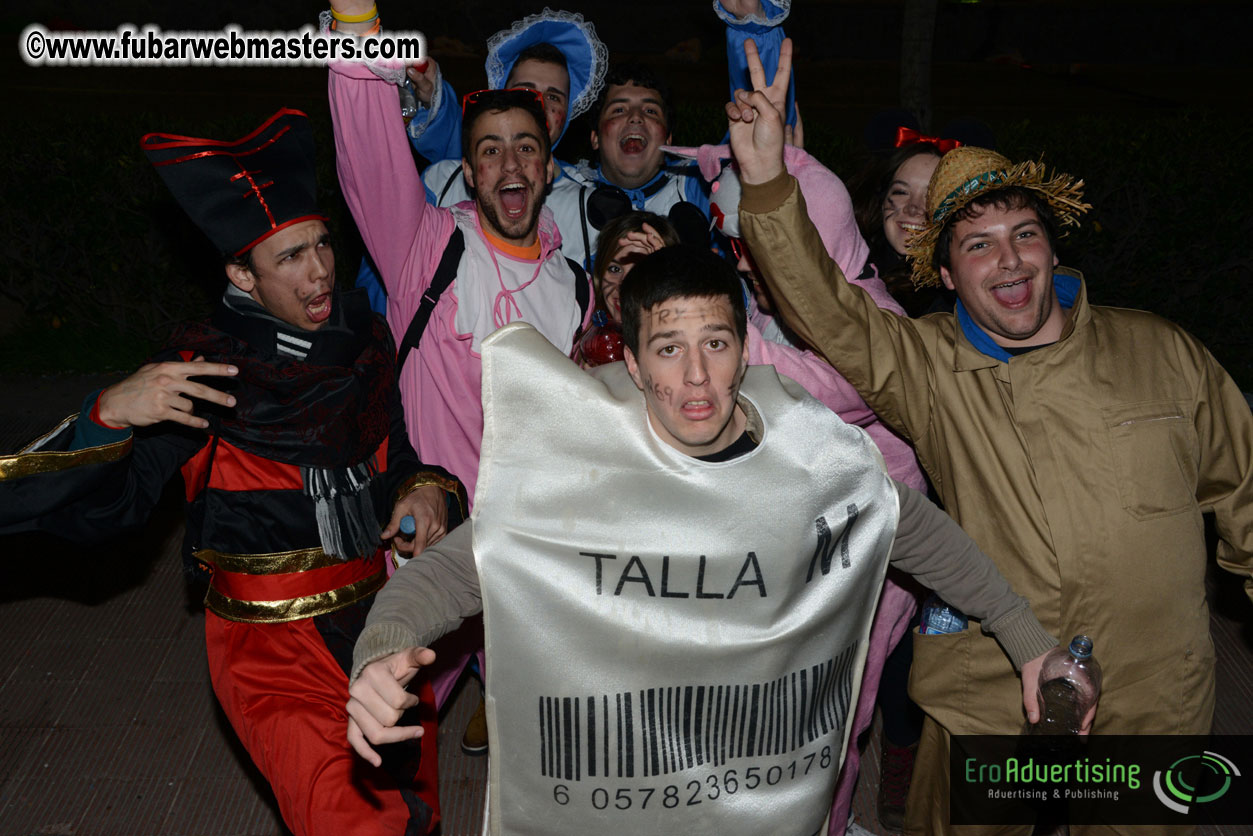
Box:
[398,82,419,123]
[1025,635,1102,736]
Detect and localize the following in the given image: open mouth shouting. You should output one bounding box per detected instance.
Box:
[305,291,333,324]
[989,275,1033,308]
[620,132,648,155]
[498,181,530,219]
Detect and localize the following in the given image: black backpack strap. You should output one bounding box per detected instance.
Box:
[396,226,466,376]
[578,183,591,271]
[567,257,592,347]
[569,257,590,321]
[437,167,462,206]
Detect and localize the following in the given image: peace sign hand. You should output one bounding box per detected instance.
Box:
[726,37,793,185]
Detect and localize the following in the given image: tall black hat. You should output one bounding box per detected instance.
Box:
[141,108,327,257]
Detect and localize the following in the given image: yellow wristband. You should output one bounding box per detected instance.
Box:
[331,5,378,23]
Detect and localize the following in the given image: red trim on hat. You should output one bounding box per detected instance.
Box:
[232,214,330,258]
[230,167,278,227]
[140,107,309,152]
[148,125,293,168]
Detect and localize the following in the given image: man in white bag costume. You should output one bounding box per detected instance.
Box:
[346,246,1057,835]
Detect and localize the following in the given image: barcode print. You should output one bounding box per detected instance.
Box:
[538,642,858,781]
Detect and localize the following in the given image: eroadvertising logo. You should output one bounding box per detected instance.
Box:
[1152,751,1240,814]
[950,735,1251,826]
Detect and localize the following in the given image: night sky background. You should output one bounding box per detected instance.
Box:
[2,0,1251,381]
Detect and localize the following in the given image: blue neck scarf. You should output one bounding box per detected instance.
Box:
[956,272,1079,362]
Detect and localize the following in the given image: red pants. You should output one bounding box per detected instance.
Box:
[205,611,440,836]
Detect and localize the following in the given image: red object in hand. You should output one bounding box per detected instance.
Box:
[580,310,624,367]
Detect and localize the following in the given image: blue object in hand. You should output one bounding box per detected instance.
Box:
[399,515,416,538]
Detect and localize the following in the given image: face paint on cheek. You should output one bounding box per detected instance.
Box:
[644,375,676,406]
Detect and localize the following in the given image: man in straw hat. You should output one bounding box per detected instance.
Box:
[727,48,1253,834]
[0,108,465,836]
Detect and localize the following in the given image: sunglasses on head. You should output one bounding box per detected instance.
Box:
[461,87,546,115]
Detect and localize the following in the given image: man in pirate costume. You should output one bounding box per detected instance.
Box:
[344,246,1059,836]
[0,109,464,836]
[728,59,1253,834]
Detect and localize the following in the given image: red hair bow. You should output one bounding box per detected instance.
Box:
[894,126,961,153]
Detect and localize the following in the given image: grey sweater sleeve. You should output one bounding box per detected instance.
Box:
[351,519,481,681]
[890,480,1059,669]
[351,482,1058,681]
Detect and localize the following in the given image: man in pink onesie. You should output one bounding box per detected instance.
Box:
[329,10,593,507]
[328,4,594,719]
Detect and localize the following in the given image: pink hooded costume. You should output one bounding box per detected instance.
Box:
[330,58,593,708]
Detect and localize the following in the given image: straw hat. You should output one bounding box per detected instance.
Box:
[905,146,1090,287]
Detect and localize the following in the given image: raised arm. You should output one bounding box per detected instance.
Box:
[719,1,797,129]
[327,0,454,299]
[728,41,936,441]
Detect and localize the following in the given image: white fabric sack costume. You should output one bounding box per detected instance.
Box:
[473,323,899,836]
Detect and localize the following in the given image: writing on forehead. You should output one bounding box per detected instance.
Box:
[650,305,686,326]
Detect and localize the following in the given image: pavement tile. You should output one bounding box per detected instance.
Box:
[162,776,288,835]
[5,637,101,683]
[137,680,218,729]
[79,776,182,836]
[49,596,133,644]
[107,567,203,642]
[0,681,79,729]
[33,726,132,781]
[57,679,146,729]
[84,638,170,682]
[110,725,205,780]
[0,776,91,835]
[0,596,65,642]
[103,592,188,639]
[152,635,210,684]
[0,727,53,780]
[0,639,31,686]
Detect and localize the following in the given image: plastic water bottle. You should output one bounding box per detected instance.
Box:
[1025,635,1102,736]
[919,593,968,634]
[389,514,418,574]
[398,515,416,539]
[398,82,419,122]
[579,310,624,367]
